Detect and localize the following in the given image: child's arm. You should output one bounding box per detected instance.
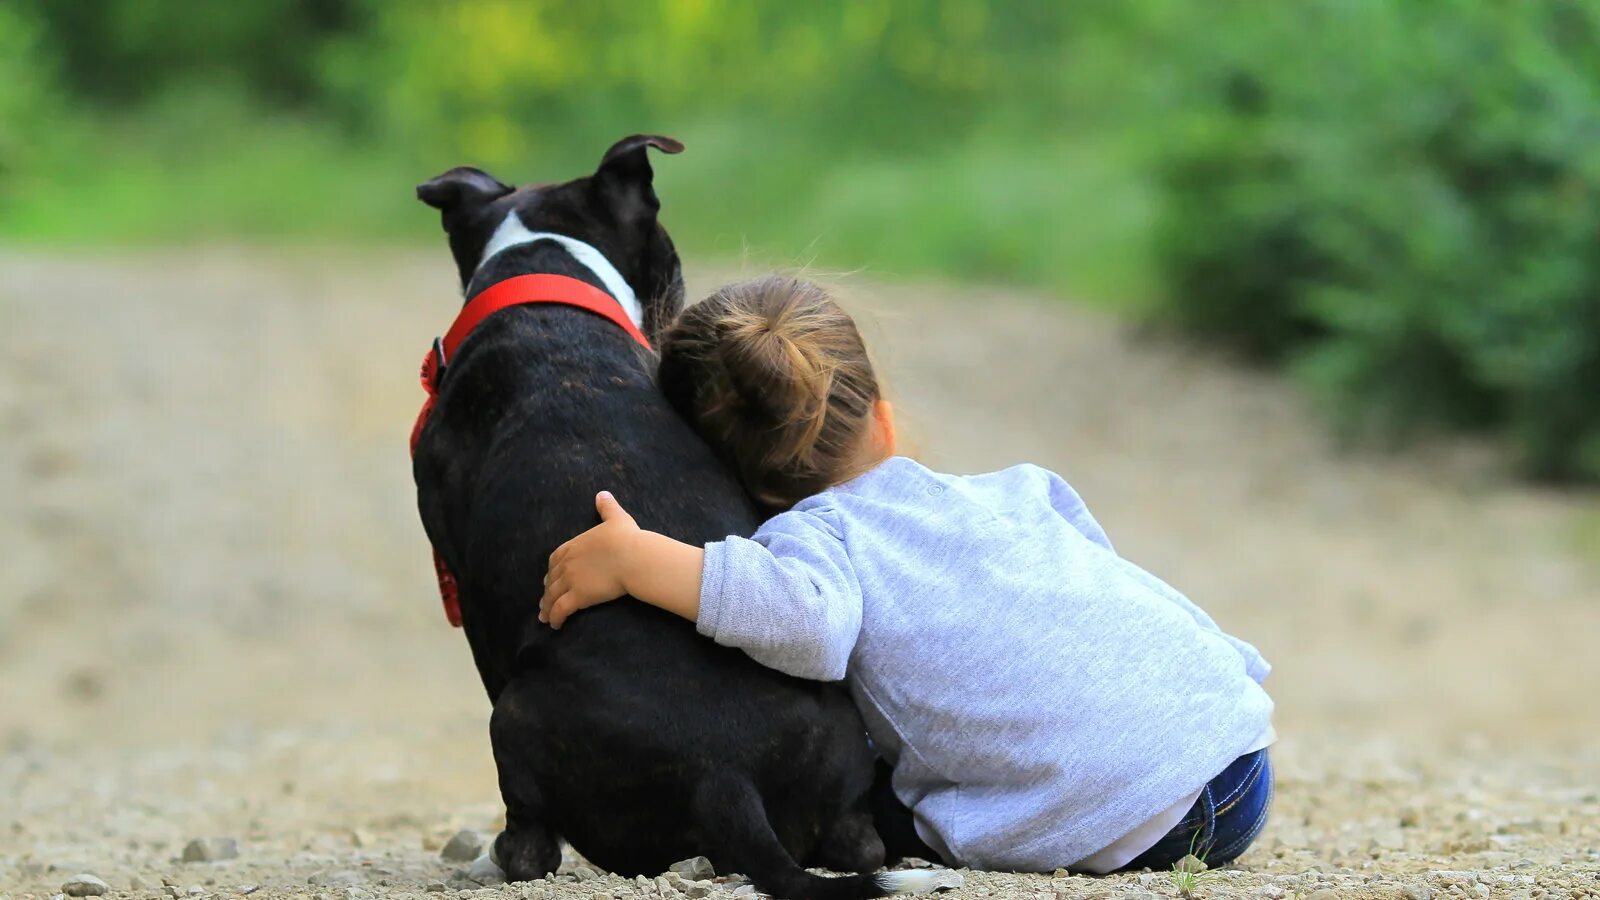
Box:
[1039,466,1115,551]
[540,492,703,628]
[541,492,865,681]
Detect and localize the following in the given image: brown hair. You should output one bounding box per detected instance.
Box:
[659,275,882,511]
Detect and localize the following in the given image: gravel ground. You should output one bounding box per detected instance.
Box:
[2,248,1598,900]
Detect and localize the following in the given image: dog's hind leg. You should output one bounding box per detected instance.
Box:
[809,797,886,875]
[489,689,561,881]
[868,760,943,867]
[491,806,559,883]
[690,774,959,900]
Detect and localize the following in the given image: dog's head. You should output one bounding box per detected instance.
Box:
[417,135,686,339]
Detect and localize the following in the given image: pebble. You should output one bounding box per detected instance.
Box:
[669,857,715,881]
[441,830,486,862]
[683,883,714,899]
[182,839,240,863]
[732,887,757,897]
[61,875,110,897]
[466,854,505,884]
[163,887,182,898]
[572,866,598,881]
[239,886,260,895]
[425,883,447,893]
[591,893,608,900]
[655,876,674,896]
[1406,886,1434,900]
[1308,890,1341,900]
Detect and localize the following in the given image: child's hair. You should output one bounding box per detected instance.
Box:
[659,275,882,511]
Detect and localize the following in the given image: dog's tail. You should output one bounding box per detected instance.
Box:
[694,775,955,900]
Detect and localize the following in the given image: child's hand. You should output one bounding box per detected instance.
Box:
[540,491,641,629]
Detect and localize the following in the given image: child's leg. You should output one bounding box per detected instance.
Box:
[868,759,946,866]
[1119,750,1273,871]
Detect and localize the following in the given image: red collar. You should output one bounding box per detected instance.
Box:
[441,272,651,365]
[410,272,651,628]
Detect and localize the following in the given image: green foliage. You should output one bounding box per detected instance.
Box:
[0,4,66,190]
[0,0,1157,301]
[1153,0,1600,481]
[6,0,1600,481]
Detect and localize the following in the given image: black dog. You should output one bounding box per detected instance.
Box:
[412,136,940,899]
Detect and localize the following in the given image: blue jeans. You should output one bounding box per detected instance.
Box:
[1119,749,1274,871]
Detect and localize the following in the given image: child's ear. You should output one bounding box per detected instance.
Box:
[874,399,897,457]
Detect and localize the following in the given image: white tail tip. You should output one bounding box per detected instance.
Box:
[876,869,964,894]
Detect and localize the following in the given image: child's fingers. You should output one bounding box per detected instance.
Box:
[539,578,568,622]
[548,593,579,629]
[548,540,571,570]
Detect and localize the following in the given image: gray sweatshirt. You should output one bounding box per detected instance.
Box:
[697,457,1273,871]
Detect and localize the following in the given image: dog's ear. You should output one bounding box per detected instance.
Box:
[416,166,513,213]
[592,134,684,222]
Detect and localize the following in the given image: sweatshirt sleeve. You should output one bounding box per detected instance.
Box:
[1039,466,1115,552]
[696,508,863,682]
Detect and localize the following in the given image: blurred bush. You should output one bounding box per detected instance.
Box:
[1,1,1159,297]
[4,0,1597,481]
[1153,0,1600,482]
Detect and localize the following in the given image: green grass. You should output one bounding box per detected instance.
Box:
[1,109,1158,310]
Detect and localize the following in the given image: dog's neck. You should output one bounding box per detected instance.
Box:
[468,211,645,331]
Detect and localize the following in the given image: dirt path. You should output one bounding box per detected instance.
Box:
[3,249,1597,900]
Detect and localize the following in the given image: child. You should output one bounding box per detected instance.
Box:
[538,276,1275,873]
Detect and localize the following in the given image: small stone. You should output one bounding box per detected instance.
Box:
[239,886,260,896]
[349,829,374,849]
[669,858,715,881]
[591,893,608,900]
[1175,855,1207,875]
[62,875,110,897]
[1405,886,1433,900]
[521,888,549,900]
[1254,887,1286,900]
[1308,890,1340,900]
[187,887,204,896]
[572,866,597,882]
[655,876,674,896]
[164,887,182,898]
[732,887,757,897]
[425,883,447,893]
[441,830,485,863]
[1469,885,1490,900]
[466,854,505,885]
[182,839,240,863]
[683,883,713,899]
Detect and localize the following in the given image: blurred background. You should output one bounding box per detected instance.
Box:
[5,0,1600,480]
[3,1,1599,895]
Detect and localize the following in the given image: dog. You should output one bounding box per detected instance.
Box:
[411,135,942,899]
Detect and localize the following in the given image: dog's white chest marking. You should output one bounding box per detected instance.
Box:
[472,211,645,330]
